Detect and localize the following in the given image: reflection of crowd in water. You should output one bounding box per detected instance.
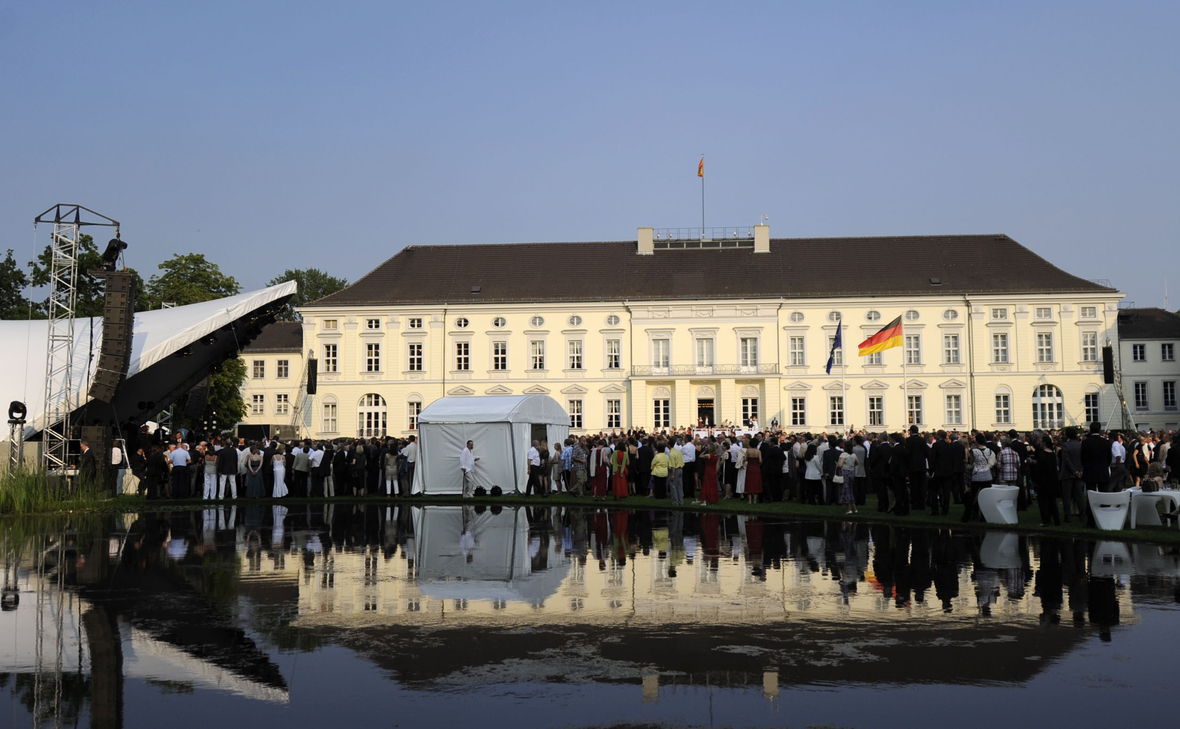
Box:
[118,503,1149,640]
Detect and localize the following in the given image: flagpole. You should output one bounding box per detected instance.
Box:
[840,323,847,437]
[902,321,908,430]
[700,154,705,239]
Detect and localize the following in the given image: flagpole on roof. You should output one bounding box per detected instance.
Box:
[699,155,705,239]
[902,320,908,431]
[840,322,847,436]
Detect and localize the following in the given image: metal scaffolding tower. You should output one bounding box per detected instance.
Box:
[33,204,120,472]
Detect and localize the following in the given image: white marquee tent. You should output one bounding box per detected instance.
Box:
[411,395,570,495]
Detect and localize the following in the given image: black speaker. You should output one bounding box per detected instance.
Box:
[80,425,111,469]
[306,358,318,395]
[88,272,137,403]
[1102,345,1115,384]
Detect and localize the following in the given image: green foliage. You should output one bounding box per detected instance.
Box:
[28,234,148,317]
[146,253,240,308]
[266,268,348,321]
[190,357,248,433]
[0,249,32,319]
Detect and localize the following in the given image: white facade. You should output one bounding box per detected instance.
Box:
[1119,320,1180,431]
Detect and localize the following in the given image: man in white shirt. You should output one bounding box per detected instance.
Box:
[678,438,697,498]
[400,436,418,493]
[169,443,191,499]
[459,440,479,498]
[526,441,542,496]
[1110,433,1128,491]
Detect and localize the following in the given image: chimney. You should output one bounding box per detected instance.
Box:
[637,227,654,255]
[754,224,770,253]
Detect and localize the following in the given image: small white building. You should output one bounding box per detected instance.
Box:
[1117,307,1180,431]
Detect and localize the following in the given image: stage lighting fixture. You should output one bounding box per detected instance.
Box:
[202,334,218,345]
[177,346,194,358]
[101,237,128,271]
[8,401,26,422]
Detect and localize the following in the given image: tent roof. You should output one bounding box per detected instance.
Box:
[417,394,569,425]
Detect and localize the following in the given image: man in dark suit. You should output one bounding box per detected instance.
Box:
[1060,427,1085,522]
[950,433,967,505]
[636,438,654,496]
[869,432,892,512]
[888,432,910,515]
[905,425,930,512]
[78,441,98,487]
[761,436,785,502]
[1080,421,1112,527]
[928,430,954,515]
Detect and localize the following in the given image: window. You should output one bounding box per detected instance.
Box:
[251,394,264,416]
[252,360,265,379]
[789,311,804,323]
[606,339,620,369]
[943,334,960,364]
[1032,384,1064,428]
[995,394,1011,424]
[322,401,338,432]
[275,393,290,416]
[1134,382,1148,410]
[1081,332,1098,362]
[828,396,844,426]
[866,352,883,365]
[1084,393,1100,424]
[569,400,583,429]
[1036,333,1054,363]
[740,337,758,367]
[1132,343,1146,362]
[568,315,582,326]
[653,399,670,428]
[276,359,289,378]
[827,311,842,323]
[407,401,422,431]
[366,343,381,372]
[529,316,545,328]
[943,309,959,321]
[606,314,620,326]
[695,338,714,367]
[322,318,338,330]
[825,335,843,366]
[493,316,507,328]
[407,343,422,371]
[606,400,621,429]
[905,335,921,365]
[455,341,470,371]
[653,339,670,368]
[741,397,759,426]
[530,340,545,370]
[408,317,423,329]
[366,318,381,330]
[1080,306,1097,319]
[789,336,805,366]
[323,343,338,372]
[1162,343,1175,362]
[568,340,582,369]
[358,394,387,438]
[868,395,883,426]
[904,309,920,322]
[866,310,881,322]
[455,317,469,329]
[790,397,806,427]
[992,333,1009,363]
[493,341,508,370]
[1164,381,1177,410]
[1035,307,1053,320]
[991,307,1008,321]
[907,395,923,425]
[945,394,962,425]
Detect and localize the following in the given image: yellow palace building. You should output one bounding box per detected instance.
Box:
[238,226,1123,438]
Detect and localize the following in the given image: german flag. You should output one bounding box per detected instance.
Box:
[859,316,903,356]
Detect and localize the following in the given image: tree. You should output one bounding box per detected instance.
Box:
[146,253,240,307]
[266,268,348,321]
[29,234,149,316]
[0,249,32,319]
[199,358,247,433]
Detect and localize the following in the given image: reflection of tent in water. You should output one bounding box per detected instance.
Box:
[414,506,568,605]
[412,395,570,495]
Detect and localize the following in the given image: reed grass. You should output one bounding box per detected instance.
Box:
[0,468,104,515]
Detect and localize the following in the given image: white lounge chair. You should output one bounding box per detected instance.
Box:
[978,484,1019,525]
[1087,490,1130,531]
[1127,488,1164,529]
[1157,492,1180,529]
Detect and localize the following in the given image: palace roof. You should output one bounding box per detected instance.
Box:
[1118,307,1180,339]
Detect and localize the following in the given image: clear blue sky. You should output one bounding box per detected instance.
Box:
[1,1,1176,307]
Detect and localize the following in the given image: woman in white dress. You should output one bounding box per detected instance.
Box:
[272,444,288,498]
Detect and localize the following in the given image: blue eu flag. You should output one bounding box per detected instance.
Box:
[825,321,842,375]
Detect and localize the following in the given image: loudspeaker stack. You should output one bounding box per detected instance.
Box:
[88,272,137,403]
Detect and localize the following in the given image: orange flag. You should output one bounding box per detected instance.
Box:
[698,158,704,177]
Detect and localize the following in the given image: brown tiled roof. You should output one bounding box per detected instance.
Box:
[305,234,1115,308]
[1118,308,1180,339]
[241,322,302,352]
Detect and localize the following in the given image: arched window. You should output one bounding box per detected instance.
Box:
[358,394,387,438]
[1032,384,1064,429]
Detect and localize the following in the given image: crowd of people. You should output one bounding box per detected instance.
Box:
[111,420,1180,529]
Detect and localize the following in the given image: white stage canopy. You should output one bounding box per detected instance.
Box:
[412,395,570,495]
[0,281,296,440]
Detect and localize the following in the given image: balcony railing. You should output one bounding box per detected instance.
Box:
[631,363,778,377]
[652,226,756,249]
